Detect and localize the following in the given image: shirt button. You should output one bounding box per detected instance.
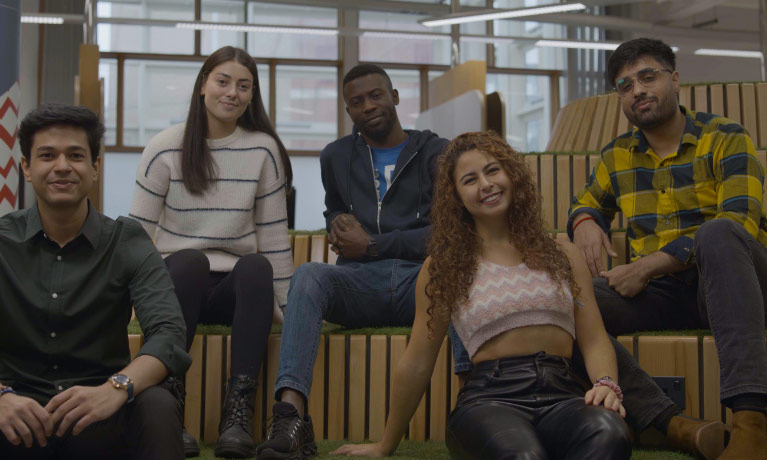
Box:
[57,256,62,261]
[53,364,59,370]
[51,293,58,299]
[57,385,63,391]
[50,332,56,338]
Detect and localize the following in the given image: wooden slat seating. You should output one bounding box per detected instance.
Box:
[123,84,767,446]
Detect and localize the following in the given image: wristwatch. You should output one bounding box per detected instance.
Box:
[365,237,378,257]
[110,374,134,404]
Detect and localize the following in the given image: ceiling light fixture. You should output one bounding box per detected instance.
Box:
[21,15,65,24]
[420,3,587,27]
[535,39,620,51]
[362,31,449,41]
[176,21,338,36]
[694,49,762,59]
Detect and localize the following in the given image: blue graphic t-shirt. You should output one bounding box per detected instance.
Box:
[371,139,408,201]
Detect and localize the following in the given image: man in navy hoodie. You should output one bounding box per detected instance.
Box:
[257,64,450,460]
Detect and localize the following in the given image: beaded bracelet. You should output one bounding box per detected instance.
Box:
[593,376,623,401]
[0,386,15,398]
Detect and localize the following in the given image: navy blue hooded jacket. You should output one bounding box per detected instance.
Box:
[320,129,448,263]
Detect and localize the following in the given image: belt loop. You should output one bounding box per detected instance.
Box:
[492,359,501,377]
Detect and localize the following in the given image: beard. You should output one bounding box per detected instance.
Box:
[625,94,679,130]
[358,112,396,143]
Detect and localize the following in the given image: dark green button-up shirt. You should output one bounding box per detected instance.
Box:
[0,204,191,404]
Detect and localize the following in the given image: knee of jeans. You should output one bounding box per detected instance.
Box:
[290,262,333,292]
[132,386,182,430]
[168,248,210,275]
[695,219,743,252]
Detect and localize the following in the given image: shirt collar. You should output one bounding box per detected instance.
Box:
[629,105,698,154]
[24,201,101,248]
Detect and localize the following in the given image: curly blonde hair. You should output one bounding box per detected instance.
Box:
[426,131,579,333]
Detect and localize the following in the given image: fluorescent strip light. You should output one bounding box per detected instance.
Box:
[460,35,515,44]
[695,49,762,59]
[421,3,586,27]
[21,15,65,24]
[176,22,338,36]
[536,39,620,51]
[362,31,449,41]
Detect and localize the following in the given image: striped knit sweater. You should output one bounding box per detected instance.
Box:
[129,123,293,310]
[452,259,576,358]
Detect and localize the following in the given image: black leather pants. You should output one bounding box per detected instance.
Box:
[446,352,631,460]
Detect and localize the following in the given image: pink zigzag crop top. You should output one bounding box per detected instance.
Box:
[451,258,576,359]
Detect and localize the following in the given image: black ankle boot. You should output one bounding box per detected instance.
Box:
[161,376,200,457]
[214,374,257,459]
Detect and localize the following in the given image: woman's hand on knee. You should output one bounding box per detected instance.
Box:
[331,442,390,457]
[585,386,626,418]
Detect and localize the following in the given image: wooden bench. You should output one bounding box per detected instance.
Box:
[128,234,746,445]
[127,84,767,445]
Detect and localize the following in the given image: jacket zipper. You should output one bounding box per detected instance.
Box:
[366,142,420,235]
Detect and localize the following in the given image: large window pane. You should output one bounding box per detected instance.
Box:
[123,60,200,146]
[99,59,118,146]
[256,64,270,120]
[96,0,195,54]
[459,20,487,63]
[246,3,337,59]
[202,0,246,54]
[103,152,141,220]
[386,69,420,130]
[275,66,337,151]
[487,74,552,152]
[360,11,450,65]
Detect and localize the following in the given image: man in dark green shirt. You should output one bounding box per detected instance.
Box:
[0,104,191,459]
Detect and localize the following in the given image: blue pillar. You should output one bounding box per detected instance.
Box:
[0,0,20,215]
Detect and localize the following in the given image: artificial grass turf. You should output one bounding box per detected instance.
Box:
[189,442,693,459]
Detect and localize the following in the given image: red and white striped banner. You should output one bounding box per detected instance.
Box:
[0,81,20,215]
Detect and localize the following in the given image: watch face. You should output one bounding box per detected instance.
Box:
[112,374,130,387]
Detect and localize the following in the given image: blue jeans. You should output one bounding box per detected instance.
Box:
[275,259,471,399]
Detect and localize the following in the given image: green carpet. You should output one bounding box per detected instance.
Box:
[190,441,693,459]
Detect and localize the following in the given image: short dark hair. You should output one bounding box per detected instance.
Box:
[342,64,393,91]
[607,38,676,87]
[19,103,104,164]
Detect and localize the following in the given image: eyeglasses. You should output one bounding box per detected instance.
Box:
[614,68,672,95]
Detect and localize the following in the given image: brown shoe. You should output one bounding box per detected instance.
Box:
[718,411,767,459]
[666,415,725,460]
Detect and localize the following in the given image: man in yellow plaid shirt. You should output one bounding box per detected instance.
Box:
[570,38,767,458]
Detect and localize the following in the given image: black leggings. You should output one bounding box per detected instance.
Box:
[165,249,274,378]
[446,352,631,460]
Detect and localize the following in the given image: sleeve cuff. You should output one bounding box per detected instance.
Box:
[136,341,192,377]
[567,208,610,241]
[659,236,695,264]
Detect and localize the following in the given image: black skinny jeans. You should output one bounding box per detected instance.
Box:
[165,249,274,378]
[446,352,631,460]
[595,219,767,402]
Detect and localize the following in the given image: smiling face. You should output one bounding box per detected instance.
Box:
[343,73,400,144]
[454,149,513,224]
[21,125,99,212]
[616,55,680,130]
[201,60,254,136]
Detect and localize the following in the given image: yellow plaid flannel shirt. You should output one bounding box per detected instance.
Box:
[568,106,767,263]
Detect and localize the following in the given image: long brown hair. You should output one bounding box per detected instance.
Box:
[426,131,579,332]
[182,46,292,194]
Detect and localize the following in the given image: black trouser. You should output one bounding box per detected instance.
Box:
[0,386,182,460]
[446,353,631,460]
[595,219,767,403]
[165,249,274,378]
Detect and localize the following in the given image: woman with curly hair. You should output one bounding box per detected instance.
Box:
[333,131,631,459]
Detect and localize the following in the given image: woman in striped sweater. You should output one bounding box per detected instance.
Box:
[129,46,292,459]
